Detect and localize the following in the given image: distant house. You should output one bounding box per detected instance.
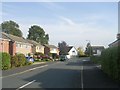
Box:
[0,33,10,53]
[108,33,120,47]
[44,44,59,57]
[91,46,105,56]
[27,40,44,54]
[2,32,32,56]
[66,46,78,59]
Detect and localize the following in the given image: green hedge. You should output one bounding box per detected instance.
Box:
[1,52,11,70]
[101,46,120,81]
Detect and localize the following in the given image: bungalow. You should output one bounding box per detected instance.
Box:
[66,46,78,59]
[91,46,105,56]
[44,44,59,58]
[2,32,32,56]
[27,40,44,54]
[0,33,10,53]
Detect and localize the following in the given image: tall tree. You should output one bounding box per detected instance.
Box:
[58,41,68,55]
[85,42,92,56]
[1,20,22,37]
[27,25,49,44]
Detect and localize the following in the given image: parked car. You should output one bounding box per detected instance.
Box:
[60,55,67,61]
[26,56,34,63]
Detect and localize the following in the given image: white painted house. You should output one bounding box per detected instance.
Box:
[91,46,105,56]
[66,46,78,59]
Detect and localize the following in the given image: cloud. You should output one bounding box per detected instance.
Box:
[59,16,76,25]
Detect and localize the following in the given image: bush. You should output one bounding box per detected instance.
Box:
[11,55,19,68]
[17,54,26,67]
[1,52,11,70]
[0,52,2,69]
[101,46,120,81]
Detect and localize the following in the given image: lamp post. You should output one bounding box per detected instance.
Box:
[86,40,91,56]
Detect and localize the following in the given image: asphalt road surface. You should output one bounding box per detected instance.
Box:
[2,57,119,89]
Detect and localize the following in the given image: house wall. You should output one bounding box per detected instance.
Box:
[31,45,44,54]
[50,48,59,55]
[32,45,36,54]
[9,41,16,56]
[93,50,102,56]
[44,46,50,55]
[0,39,9,53]
[68,47,78,56]
[16,42,32,56]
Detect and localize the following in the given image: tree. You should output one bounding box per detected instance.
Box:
[77,46,85,57]
[85,42,92,56]
[58,41,68,55]
[1,20,22,37]
[27,25,49,44]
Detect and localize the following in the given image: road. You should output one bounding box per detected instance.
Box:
[2,57,119,89]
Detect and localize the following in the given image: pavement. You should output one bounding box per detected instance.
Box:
[2,62,47,77]
[2,57,119,89]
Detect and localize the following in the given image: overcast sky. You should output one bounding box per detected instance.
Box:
[1,2,118,49]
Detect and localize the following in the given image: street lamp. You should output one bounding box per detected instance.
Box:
[86,40,91,56]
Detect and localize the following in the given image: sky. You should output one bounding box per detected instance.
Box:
[1,1,118,49]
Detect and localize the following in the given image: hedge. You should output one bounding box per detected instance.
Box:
[101,46,120,81]
[1,52,11,70]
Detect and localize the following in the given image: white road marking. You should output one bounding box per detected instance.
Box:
[16,80,36,90]
[81,65,84,90]
[1,65,48,78]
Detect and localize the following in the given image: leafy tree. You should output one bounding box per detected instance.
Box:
[85,42,92,56]
[77,47,85,56]
[58,41,68,55]
[1,20,23,37]
[27,25,49,44]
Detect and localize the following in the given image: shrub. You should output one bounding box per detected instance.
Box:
[0,52,2,69]
[11,55,19,68]
[1,52,11,70]
[101,46,119,81]
[17,54,26,67]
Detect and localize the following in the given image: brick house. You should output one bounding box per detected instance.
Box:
[0,33,10,53]
[27,39,44,54]
[44,44,59,58]
[2,32,32,56]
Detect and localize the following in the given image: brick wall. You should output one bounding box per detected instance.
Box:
[0,39,9,53]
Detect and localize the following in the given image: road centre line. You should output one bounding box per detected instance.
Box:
[16,80,36,90]
[81,64,84,90]
[1,65,48,78]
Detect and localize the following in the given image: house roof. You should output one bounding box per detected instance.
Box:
[27,39,43,47]
[2,32,10,40]
[2,32,31,44]
[67,46,73,52]
[44,44,58,48]
[91,46,105,50]
[108,39,120,46]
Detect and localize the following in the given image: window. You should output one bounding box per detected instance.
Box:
[16,44,20,47]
